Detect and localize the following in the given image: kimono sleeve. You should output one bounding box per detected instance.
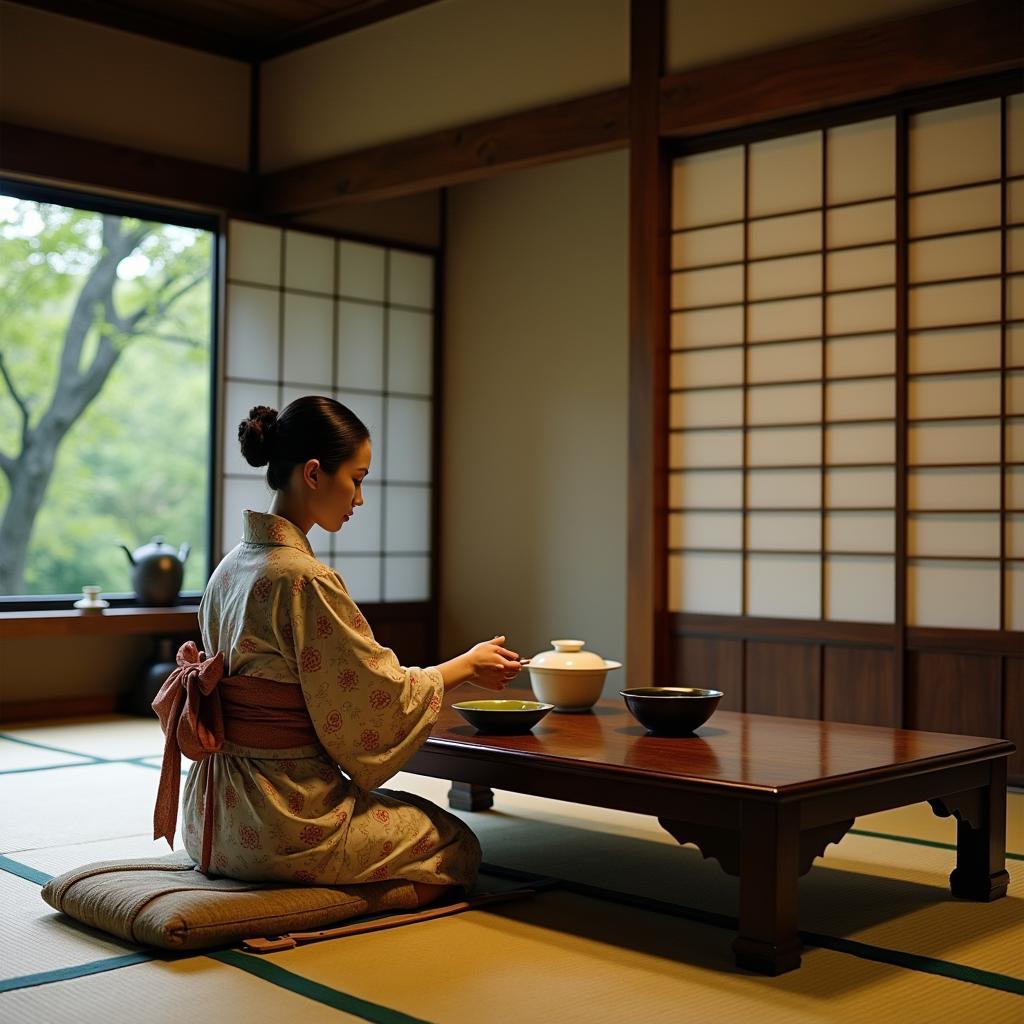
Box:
[289,571,444,792]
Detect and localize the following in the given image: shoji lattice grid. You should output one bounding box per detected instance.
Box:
[223,221,435,603]
[668,90,1023,630]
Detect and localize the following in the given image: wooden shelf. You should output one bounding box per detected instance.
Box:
[0,606,199,640]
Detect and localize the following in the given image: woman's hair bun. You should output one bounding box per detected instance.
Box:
[238,405,279,467]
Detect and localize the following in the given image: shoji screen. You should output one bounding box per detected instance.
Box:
[223,221,435,603]
[669,91,1022,632]
[907,96,1022,630]
[669,123,896,623]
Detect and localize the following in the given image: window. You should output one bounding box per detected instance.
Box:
[0,183,216,602]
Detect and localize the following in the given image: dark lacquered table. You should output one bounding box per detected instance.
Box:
[405,695,1014,974]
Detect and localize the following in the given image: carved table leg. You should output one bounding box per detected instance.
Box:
[930,758,1009,902]
[448,782,494,811]
[732,801,802,975]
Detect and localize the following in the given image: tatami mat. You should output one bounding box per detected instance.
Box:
[1,716,1021,1024]
[0,736,93,772]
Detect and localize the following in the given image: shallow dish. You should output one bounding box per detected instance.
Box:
[620,687,724,736]
[452,699,554,735]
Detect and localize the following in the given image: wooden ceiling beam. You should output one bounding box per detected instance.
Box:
[0,122,255,212]
[659,0,1024,138]
[260,87,630,215]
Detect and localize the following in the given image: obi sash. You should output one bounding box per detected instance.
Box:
[152,641,320,873]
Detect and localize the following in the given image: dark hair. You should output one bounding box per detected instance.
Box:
[238,396,370,490]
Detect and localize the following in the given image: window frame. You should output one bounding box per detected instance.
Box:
[0,178,219,610]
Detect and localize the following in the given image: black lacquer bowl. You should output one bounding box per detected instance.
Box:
[452,699,554,735]
[620,687,723,735]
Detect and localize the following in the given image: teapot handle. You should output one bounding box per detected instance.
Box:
[178,542,191,564]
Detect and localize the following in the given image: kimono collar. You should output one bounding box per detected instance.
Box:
[242,510,314,555]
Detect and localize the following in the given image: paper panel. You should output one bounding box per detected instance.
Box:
[284,230,334,295]
[827,200,894,247]
[747,468,821,508]
[908,278,1001,329]
[1007,514,1024,558]
[669,511,743,549]
[671,264,745,309]
[1007,420,1024,462]
[1009,275,1024,321]
[335,301,385,391]
[826,467,895,507]
[908,372,999,419]
[1007,92,1024,177]
[909,513,999,558]
[335,481,381,553]
[909,183,1001,237]
[282,292,333,386]
[389,250,434,309]
[826,556,895,623]
[330,555,381,603]
[748,296,821,342]
[826,334,894,378]
[226,284,280,381]
[748,210,822,258]
[384,484,431,553]
[388,309,433,396]
[747,511,821,550]
[747,339,821,383]
[669,428,744,468]
[384,397,432,482]
[747,425,821,466]
[670,306,744,348]
[671,223,744,269]
[908,325,1000,374]
[827,244,895,291]
[908,420,1000,465]
[747,253,821,301]
[672,147,745,229]
[908,559,1000,629]
[747,381,821,424]
[228,220,281,286]
[748,131,822,217]
[670,388,744,428]
[825,287,895,335]
[1008,467,1024,510]
[671,346,744,389]
[384,555,430,601]
[668,552,743,613]
[1009,324,1024,366]
[825,422,895,464]
[223,379,278,475]
[826,378,895,421]
[1007,562,1024,632]
[1007,227,1024,273]
[909,231,1001,283]
[668,470,743,509]
[908,467,1000,510]
[827,117,895,204]
[909,98,1001,192]
[1009,179,1024,226]
[1009,371,1024,414]
[338,240,386,301]
[746,553,820,619]
[825,511,894,552]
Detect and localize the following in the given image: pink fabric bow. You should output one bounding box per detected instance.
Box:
[152,641,226,850]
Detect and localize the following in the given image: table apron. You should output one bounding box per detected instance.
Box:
[797,759,994,830]
[406,748,743,827]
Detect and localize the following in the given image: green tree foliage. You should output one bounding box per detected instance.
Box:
[0,197,212,596]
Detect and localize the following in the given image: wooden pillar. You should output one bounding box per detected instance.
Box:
[627,0,670,688]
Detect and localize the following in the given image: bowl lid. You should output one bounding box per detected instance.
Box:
[530,639,606,670]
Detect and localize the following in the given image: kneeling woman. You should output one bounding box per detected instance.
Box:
[153,396,521,907]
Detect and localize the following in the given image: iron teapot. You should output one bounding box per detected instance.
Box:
[120,536,190,606]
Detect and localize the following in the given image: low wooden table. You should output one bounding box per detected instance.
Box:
[405,697,1013,975]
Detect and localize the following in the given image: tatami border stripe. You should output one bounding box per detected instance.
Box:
[0,954,156,994]
[850,827,1024,861]
[209,950,435,1024]
[0,732,110,761]
[479,861,1024,996]
[0,854,53,886]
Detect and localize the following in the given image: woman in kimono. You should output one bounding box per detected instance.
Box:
[155,396,521,908]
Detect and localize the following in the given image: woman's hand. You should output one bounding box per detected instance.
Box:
[437,635,522,692]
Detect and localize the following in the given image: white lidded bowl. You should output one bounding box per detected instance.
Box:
[526,639,622,711]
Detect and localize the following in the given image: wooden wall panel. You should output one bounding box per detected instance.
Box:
[671,634,743,710]
[906,651,1002,738]
[823,646,899,727]
[745,641,820,719]
[1004,659,1024,781]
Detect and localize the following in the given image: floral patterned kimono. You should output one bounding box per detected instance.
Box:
[181,510,480,888]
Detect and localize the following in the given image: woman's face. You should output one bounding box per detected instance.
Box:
[314,438,371,532]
